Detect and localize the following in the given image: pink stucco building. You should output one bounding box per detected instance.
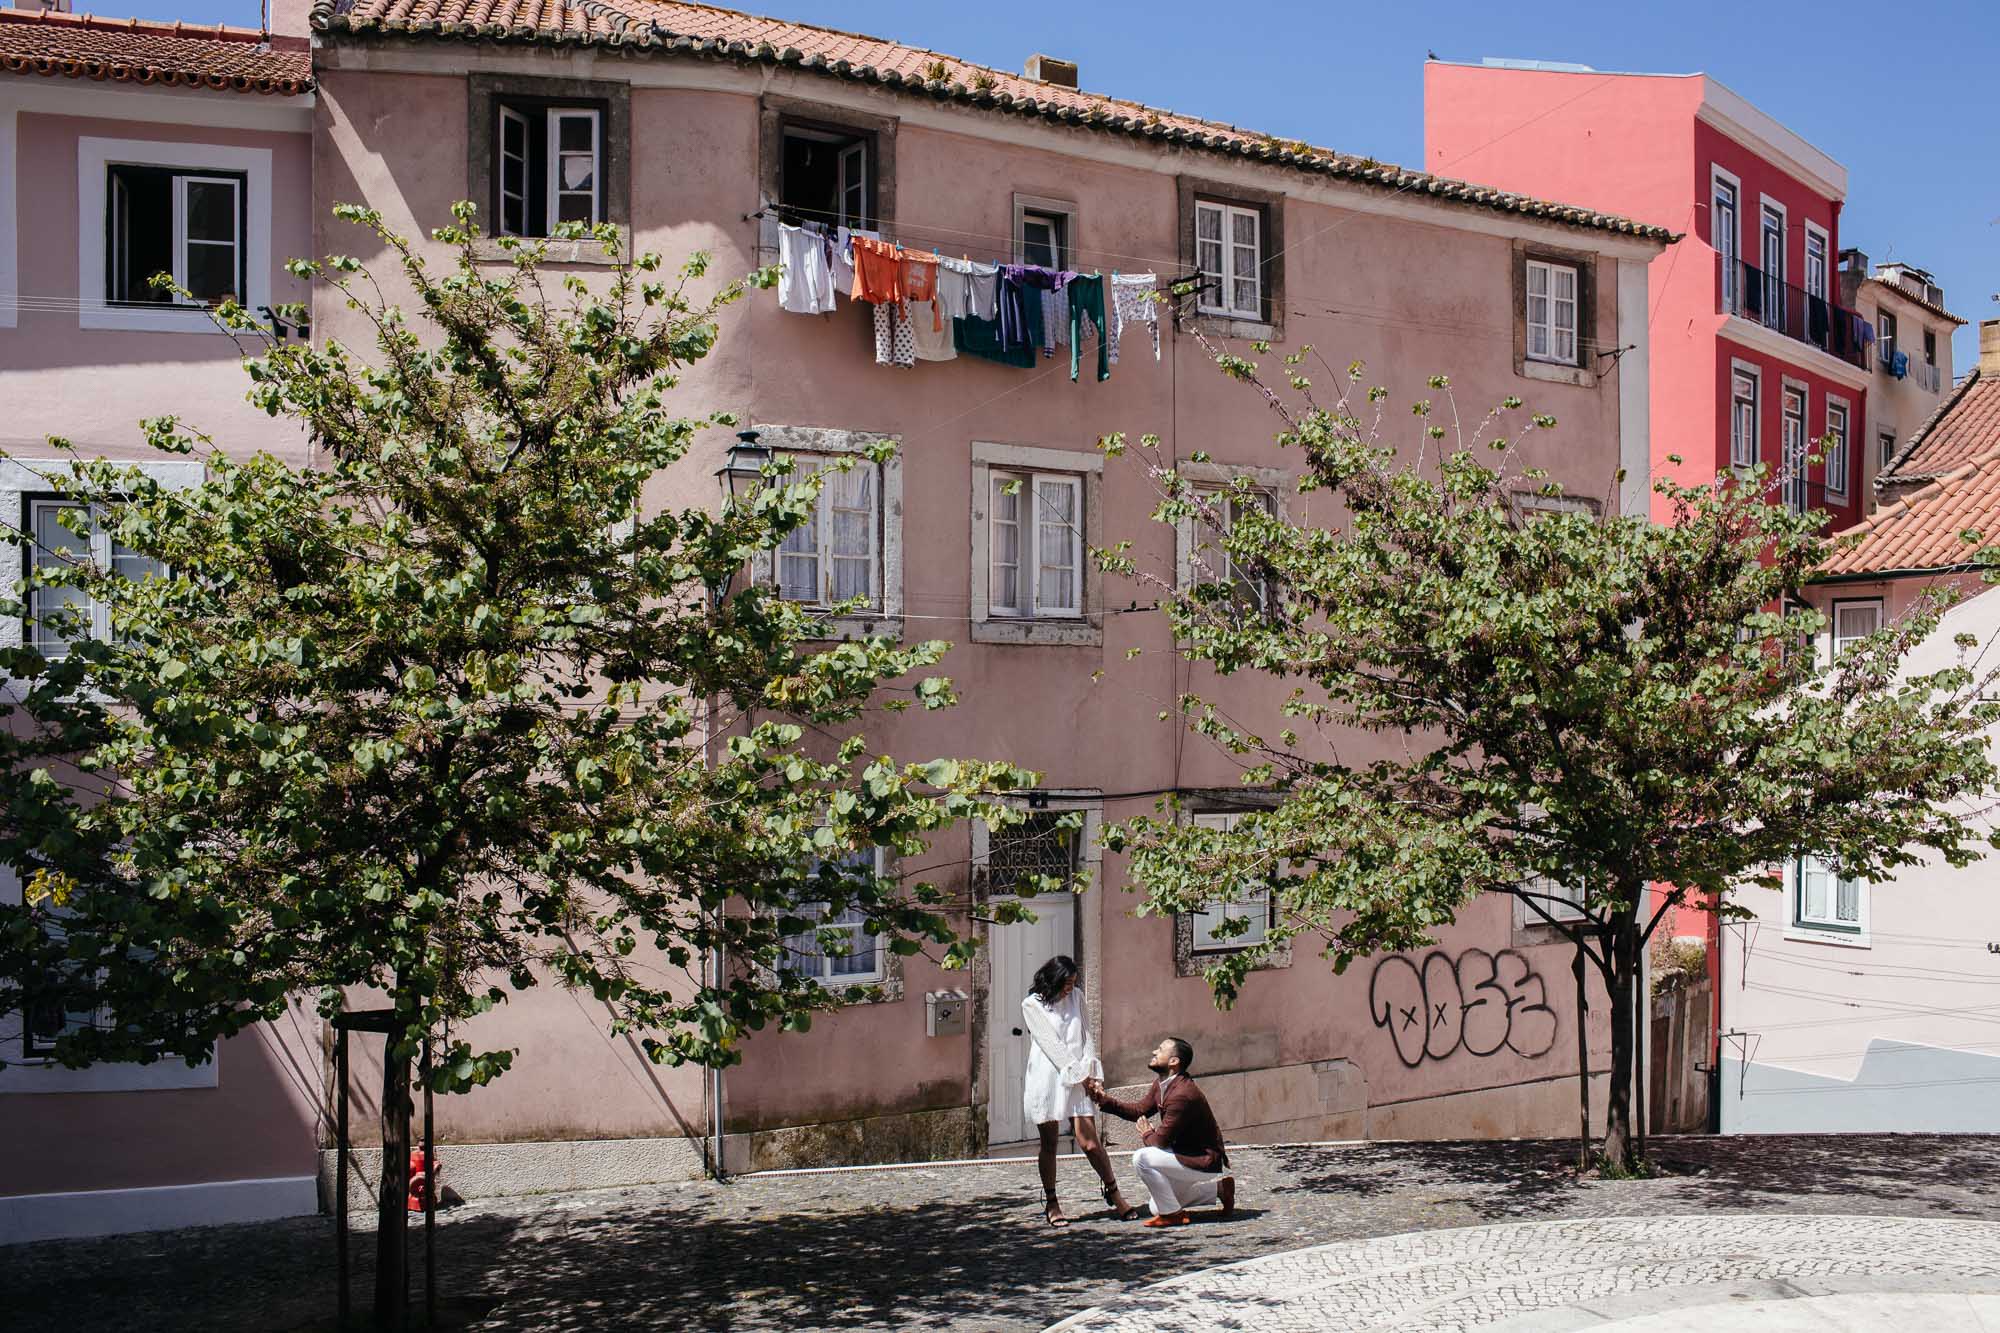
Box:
[1725,322,2000,1133]
[5,1,1675,1240]
[0,4,320,1242]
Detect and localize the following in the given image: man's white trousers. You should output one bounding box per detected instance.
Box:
[1131,1146,1223,1216]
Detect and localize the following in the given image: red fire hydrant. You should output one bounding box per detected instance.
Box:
[406,1148,440,1213]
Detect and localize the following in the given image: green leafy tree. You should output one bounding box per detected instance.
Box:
[1101,352,1999,1170]
[0,207,1032,1323]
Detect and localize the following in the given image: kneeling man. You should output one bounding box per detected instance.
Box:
[1086,1037,1234,1227]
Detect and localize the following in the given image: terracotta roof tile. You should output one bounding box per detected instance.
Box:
[1879,369,1996,488]
[0,6,311,94]
[1821,388,2000,579]
[311,0,1675,244]
[1860,274,1965,327]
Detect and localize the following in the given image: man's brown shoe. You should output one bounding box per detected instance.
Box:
[1142,1211,1191,1228]
[1217,1176,1235,1217]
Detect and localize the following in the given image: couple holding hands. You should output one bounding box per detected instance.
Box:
[1021,955,1236,1229]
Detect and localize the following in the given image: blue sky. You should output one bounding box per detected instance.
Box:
[146,0,1998,363]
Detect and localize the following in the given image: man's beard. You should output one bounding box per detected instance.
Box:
[1147,1061,1171,1076]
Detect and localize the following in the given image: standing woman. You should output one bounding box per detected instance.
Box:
[1022,955,1141,1226]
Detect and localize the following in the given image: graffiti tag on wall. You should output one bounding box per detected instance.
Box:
[1367,948,1558,1068]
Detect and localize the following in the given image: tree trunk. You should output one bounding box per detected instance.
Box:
[375,1041,412,1330]
[1599,926,1640,1172]
[1572,948,1590,1171]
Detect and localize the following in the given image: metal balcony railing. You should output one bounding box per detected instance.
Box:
[1718,257,1871,371]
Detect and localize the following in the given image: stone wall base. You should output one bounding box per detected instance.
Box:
[723,1104,981,1174]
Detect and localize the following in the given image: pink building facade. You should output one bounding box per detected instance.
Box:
[0,7,321,1242]
[6,2,1672,1240]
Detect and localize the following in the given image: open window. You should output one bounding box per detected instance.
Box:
[1525,258,1579,365]
[106,164,245,307]
[491,100,602,237]
[780,125,872,230]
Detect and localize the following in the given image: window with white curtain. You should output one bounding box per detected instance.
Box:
[1831,599,1882,657]
[989,470,1082,619]
[775,456,880,609]
[780,848,886,985]
[1195,199,1263,320]
[1187,484,1277,615]
[1188,812,1273,952]
[1525,259,1579,365]
[1792,854,1864,935]
[1781,386,1809,512]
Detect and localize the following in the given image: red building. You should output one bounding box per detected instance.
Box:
[1426,60,1874,1126]
[1426,59,1868,534]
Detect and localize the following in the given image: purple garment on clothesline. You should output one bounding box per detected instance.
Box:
[999,265,1074,351]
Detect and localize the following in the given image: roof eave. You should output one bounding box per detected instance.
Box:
[310,13,1676,246]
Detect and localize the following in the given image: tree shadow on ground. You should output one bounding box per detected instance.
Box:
[1269,1139,1584,1218]
[1653,1134,2000,1216]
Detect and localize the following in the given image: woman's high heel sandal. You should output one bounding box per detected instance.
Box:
[1102,1184,1143,1221]
[1044,1192,1070,1228]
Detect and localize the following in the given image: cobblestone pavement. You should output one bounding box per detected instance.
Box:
[1045,1215,2000,1331]
[12,1135,2000,1332]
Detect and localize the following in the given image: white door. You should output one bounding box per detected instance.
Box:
[986,898,1074,1145]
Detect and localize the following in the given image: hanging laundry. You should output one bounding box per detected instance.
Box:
[1001,266,1059,355]
[908,299,956,361]
[833,226,877,296]
[1109,273,1161,365]
[851,236,904,304]
[902,251,939,308]
[938,257,999,322]
[955,314,1035,369]
[1067,274,1109,383]
[777,224,837,315]
[874,302,916,368]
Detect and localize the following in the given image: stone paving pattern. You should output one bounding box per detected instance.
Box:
[11,1134,2000,1331]
[1046,1215,2000,1331]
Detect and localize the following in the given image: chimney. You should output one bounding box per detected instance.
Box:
[1839,247,1867,274]
[1023,54,1079,88]
[1981,320,2000,377]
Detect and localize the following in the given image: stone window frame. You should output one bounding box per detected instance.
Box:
[755,95,899,261]
[746,425,904,642]
[772,844,907,1006]
[0,459,202,691]
[968,440,1103,647]
[1171,459,1290,616]
[1012,191,1078,270]
[1170,790,1294,978]
[76,136,273,335]
[1177,175,1284,342]
[467,74,631,265]
[1511,239,1601,388]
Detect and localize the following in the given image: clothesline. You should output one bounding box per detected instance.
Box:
[775,221,1167,382]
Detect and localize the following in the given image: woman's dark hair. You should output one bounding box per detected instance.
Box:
[1030,954,1081,1002]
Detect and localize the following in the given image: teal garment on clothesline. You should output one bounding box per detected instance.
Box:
[1067,275,1109,383]
[954,310,1037,369]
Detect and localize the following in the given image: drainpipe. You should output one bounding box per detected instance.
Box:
[711,930,727,1181]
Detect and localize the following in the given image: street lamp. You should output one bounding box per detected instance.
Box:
[708,431,769,612]
[715,430,771,505]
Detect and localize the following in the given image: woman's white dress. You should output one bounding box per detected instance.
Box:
[1021,988,1103,1126]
